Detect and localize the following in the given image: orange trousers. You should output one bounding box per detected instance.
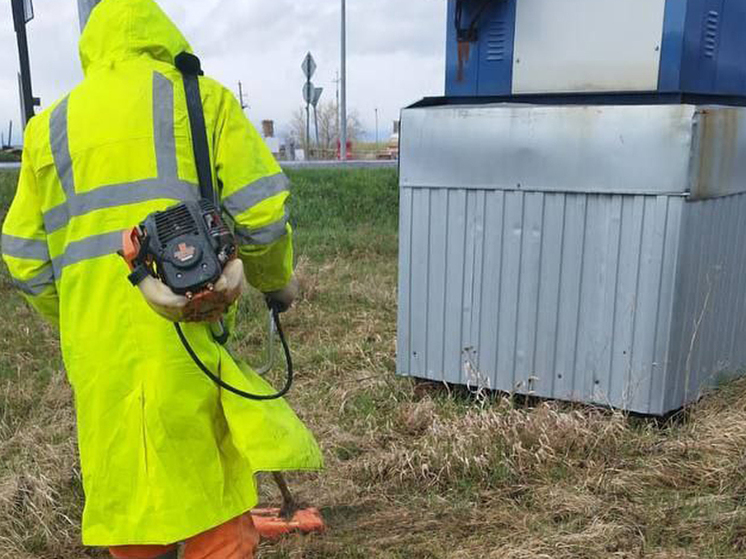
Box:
[109,513,260,559]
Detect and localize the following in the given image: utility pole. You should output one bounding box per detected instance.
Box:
[237,81,248,110]
[340,0,347,161]
[375,108,379,148]
[12,0,39,128]
[333,71,341,147]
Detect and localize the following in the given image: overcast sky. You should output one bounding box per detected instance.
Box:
[1,0,447,145]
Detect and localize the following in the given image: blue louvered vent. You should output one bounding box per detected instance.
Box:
[485,20,508,62]
[703,10,720,59]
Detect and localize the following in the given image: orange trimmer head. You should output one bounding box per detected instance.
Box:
[252,472,326,540]
[251,507,326,540]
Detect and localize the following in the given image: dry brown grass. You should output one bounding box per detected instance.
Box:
[0,371,92,559]
[3,169,746,558]
[253,249,746,559]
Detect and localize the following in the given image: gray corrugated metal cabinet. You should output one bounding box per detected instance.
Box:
[397,103,746,415]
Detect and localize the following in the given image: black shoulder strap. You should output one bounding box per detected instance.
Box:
[175,52,216,205]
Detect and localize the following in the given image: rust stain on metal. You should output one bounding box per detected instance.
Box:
[457,41,471,82]
[691,108,739,200]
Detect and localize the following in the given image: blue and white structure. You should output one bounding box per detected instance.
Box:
[445,0,746,99]
[397,0,746,415]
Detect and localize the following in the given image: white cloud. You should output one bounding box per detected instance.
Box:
[1,0,446,145]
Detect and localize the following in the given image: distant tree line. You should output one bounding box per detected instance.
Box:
[289,101,364,159]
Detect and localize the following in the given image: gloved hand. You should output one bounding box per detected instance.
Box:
[182,259,247,323]
[264,275,299,313]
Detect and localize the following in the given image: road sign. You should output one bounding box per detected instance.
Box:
[301,52,317,80]
[303,82,315,104]
[312,87,324,108]
[302,52,318,156]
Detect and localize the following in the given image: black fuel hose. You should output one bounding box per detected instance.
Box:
[175,303,294,401]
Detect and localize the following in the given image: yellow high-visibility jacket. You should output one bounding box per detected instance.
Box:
[1,0,322,546]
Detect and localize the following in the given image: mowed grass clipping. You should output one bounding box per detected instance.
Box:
[3,168,746,558]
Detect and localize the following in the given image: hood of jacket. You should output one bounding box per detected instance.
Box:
[79,0,191,75]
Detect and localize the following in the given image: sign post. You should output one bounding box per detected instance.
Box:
[11,0,39,128]
[312,87,323,152]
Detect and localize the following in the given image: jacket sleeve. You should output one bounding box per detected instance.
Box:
[1,147,60,326]
[214,87,293,294]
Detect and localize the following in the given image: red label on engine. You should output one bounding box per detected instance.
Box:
[174,243,196,263]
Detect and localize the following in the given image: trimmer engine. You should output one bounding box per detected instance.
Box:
[121,200,236,297]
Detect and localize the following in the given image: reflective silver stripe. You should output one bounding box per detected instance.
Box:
[1,234,50,261]
[40,74,187,234]
[11,266,55,296]
[51,231,122,277]
[235,211,290,246]
[222,173,289,218]
[43,178,200,233]
[50,96,75,198]
[153,72,177,180]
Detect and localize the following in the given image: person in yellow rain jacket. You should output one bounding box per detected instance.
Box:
[1,0,323,557]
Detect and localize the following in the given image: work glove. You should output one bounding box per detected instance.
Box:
[265,275,299,313]
[182,259,247,323]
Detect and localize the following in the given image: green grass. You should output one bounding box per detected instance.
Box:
[0,172,16,213]
[4,168,746,558]
[285,168,399,260]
